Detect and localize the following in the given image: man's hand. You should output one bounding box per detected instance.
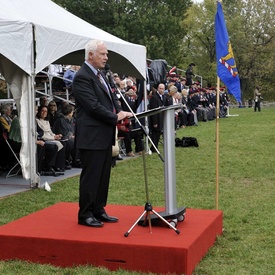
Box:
[117,111,133,121]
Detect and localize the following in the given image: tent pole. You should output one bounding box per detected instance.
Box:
[29,23,39,187]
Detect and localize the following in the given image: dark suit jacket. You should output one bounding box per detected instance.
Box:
[149,91,163,130]
[72,62,122,150]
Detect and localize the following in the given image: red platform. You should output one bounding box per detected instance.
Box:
[0,203,222,275]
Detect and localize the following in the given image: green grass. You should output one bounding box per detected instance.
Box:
[0,107,275,274]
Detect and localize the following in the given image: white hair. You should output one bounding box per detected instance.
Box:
[85,40,104,60]
[126,78,133,86]
[0,103,11,114]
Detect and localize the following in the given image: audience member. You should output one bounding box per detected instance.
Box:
[126,78,135,90]
[34,106,59,175]
[53,103,80,168]
[121,86,138,113]
[254,86,262,112]
[117,118,143,157]
[116,79,127,99]
[181,89,197,126]
[48,100,59,128]
[189,90,209,122]
[39,96,49,107]
[185,63,195,86]
[0,103,13,133]
[112,73,121,89]
[149,83,165,152]
[163,84,182,129]
[219,89,229,117]
[36,105,66,172]
[63,65,77,88]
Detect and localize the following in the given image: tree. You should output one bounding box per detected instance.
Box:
[181,0,275,101]
[180,0,217,87]
[53,0,192,66]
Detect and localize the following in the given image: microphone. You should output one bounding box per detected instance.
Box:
[104,64,115,89]
[105,63,111,72]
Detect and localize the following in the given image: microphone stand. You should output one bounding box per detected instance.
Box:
[104,67,180,236]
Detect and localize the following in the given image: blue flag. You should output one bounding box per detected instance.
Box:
[215,2,241,103]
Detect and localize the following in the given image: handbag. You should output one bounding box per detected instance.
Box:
[112,127,119,157]
[175,137,199,147]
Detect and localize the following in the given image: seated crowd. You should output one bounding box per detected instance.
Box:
[36,98,81,176]
[0,97,80,177]
[111,69,229,155]
[0,65,229,176]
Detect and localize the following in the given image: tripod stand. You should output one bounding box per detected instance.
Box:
[124,148,180,237]
[104,64,185,235]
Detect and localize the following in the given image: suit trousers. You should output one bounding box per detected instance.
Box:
[150,128,161,152]
[78,145,112,220]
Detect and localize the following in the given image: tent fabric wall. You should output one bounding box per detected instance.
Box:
[0,0,147,185]
[0,56,38,183]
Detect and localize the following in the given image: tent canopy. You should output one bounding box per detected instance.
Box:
[0,0,146,79]
[0,0,146,184]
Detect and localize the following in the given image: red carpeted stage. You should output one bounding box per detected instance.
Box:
[0,203,222,275]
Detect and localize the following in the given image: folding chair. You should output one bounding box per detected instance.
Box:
[118,136,127,156]
[2,132,22,178]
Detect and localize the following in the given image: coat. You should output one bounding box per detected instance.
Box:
[72,62,122,150]
[149,91,164,131]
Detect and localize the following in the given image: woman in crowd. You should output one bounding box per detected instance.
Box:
[48,100,59,128]
[53,103,80,168]
[0,103,13,133]
[117,117,143,157]
[36,105,66,172]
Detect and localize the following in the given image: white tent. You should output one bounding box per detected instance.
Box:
[0,0,147,186]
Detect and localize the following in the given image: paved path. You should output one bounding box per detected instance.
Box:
[0,155,135,199]
[0,168,81,199]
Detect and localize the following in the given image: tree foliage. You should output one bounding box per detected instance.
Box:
[53,0,192,65]
[53,0,275,101]
[182,0,275,101]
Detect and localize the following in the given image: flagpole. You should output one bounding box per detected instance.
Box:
[216,77,220,210]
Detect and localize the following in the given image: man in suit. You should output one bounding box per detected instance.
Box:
[149,83,165,152]
[72,40,132,227]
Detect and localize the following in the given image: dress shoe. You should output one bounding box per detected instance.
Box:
[116,155,123,161]
[42,167,59,177]
[78,217,103,227]
[55,167,65,173]
[127,151,135,157]
[94,213,118,223]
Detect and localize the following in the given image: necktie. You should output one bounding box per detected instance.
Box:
[97,71,109,93]
[97,70,116,113]
[97,70,103,84]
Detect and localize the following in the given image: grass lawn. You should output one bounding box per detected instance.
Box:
[0,107,274,274]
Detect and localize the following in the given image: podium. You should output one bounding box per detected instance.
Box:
[134,104,186,225]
